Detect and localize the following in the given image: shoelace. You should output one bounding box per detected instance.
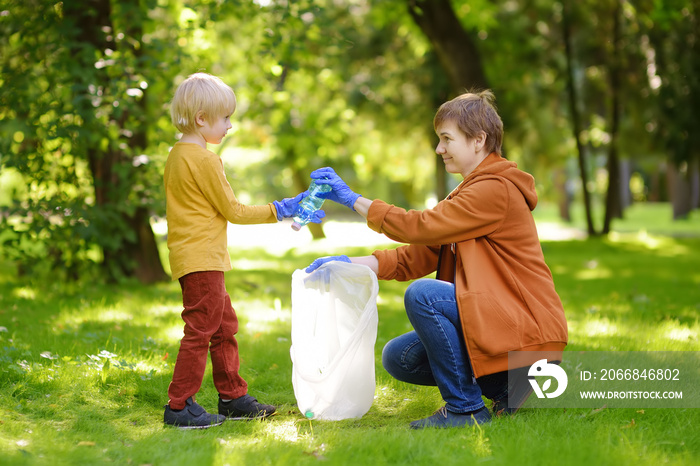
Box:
[435,406,450,418]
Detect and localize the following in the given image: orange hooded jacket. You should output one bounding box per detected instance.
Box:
[368,153,568,377]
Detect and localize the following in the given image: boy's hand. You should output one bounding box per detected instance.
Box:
[273,192,326,223]
[273,192,304,220]
[310,167,362,211]
[305,255,351,273]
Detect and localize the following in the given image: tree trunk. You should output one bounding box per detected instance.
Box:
[603,0,624,234]
[407,0,489,201]
[562,1,597,236]
[603,145,622,233]
[117,0,168,283]
[691,156,700,210]
[407,0,489,92]
[619,159,632,208]
[67,0,168,282]
[554,168,572,222]
[125,207,168,283]
[668,161,694,220]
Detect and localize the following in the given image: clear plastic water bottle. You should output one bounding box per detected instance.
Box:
[291,179,331,231]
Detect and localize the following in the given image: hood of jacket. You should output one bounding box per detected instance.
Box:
[461,153,538,211]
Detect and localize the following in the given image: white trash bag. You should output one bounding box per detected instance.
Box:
[290,261,379,420]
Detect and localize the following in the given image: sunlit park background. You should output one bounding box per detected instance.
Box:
[1,0,699,465]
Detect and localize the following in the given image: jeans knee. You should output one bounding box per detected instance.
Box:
[381,340,397,376]
[403,279,432,311]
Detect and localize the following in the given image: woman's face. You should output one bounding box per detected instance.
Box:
[435,120,488,178]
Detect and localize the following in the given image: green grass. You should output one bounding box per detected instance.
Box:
[1,204,699,465]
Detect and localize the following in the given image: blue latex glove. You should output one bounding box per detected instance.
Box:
[272,192,305,220]
[306,209,326,224]
[309,167,362,211]
[273,192,327,222]
[305,255,351,273]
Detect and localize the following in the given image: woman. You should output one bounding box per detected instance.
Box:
[306,90,568,429]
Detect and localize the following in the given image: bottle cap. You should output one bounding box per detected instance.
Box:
[291,221,302,231]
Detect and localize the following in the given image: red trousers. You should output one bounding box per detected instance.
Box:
[167,271,247,409]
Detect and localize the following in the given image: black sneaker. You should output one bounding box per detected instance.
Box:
[164,397,225,429]
[218,394,276,420]
[493,366,535,417]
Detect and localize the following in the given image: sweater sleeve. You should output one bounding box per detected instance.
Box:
[367,178,509,245]
[372,244,440,281]
[196,155,277,224]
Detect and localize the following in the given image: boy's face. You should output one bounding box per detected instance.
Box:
[435,120,487,178]
[199,113,233,145]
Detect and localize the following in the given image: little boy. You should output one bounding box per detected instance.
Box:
[163,72,320,428]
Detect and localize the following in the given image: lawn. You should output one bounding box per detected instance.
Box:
[0,203,699,465]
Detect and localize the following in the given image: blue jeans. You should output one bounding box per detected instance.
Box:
[381,278,508,413]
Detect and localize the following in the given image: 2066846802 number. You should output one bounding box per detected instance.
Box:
[600,368,680,381]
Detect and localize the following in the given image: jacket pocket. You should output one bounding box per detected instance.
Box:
[458,291,522,357]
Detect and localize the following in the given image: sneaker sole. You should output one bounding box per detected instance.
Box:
[166,419,225,429]
[223,412,275,421]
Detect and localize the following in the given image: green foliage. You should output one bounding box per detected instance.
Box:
[207,0,441,206]
[447,0,698,210]
[641,1,700,166]
[0,0,180,280]
[1,0,697,281]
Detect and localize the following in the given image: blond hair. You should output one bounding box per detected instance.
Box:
[170,73,237,134]
[433,90,503,155]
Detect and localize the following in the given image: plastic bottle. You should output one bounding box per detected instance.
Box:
[291,179,331,231]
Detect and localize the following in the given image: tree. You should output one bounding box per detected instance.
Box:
[209,0,442,223]
[0,0,180,282]
[602,0,624,234]
[404,0,690,237]
[561,0,597,235]
[407,0,488,92]
[406,0,489,199]
[641,0,700,218]
[2,0,696,279]
[63,0,169,282]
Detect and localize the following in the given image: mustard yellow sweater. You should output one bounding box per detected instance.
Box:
[164,143,277,280]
